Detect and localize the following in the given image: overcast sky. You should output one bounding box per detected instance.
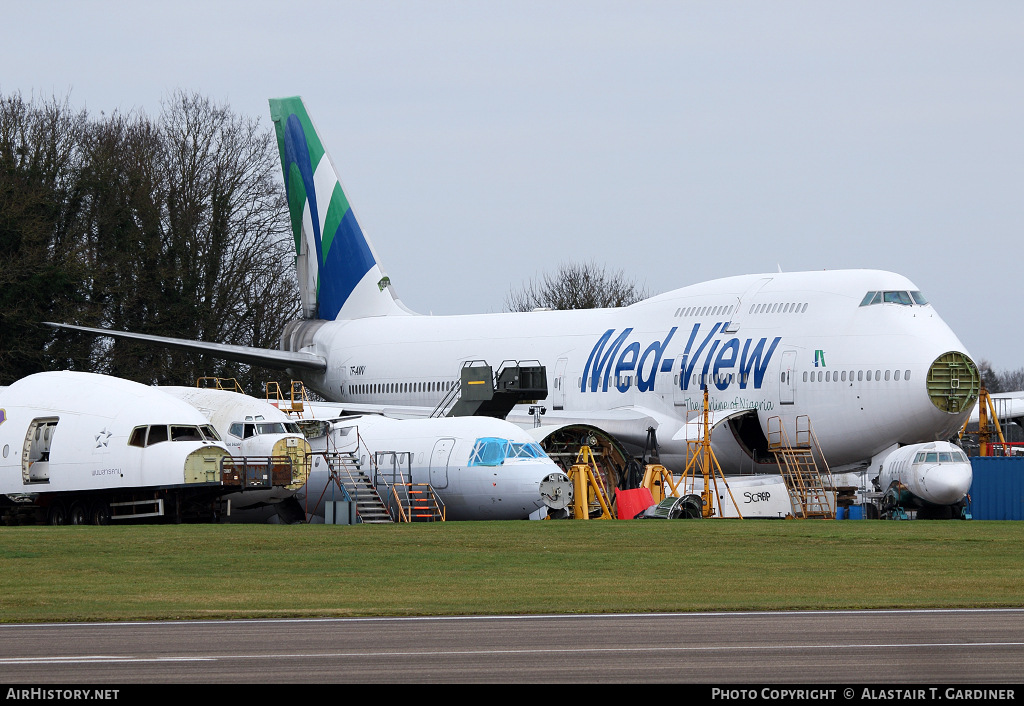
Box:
[4,2,1022,368]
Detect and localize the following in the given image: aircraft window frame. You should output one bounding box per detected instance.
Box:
[128,426,147,448]
[147,425,168,446]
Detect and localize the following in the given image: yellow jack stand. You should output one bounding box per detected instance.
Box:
[568,446,614,520]
[641,464,680,504]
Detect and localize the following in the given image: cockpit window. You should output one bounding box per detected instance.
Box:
[468,438,547,466]
[229,423,243,438]
[468,438,511,466]
[509,442,546,459]
[285,422,301,434]
[883,291,914,306]
[201,425,221,442]
[925,452,938,463]
[147,425,168,446]
[171,425,203,441]
[256,422,287,434]
[861,290,926,307]
[243,424,256,439]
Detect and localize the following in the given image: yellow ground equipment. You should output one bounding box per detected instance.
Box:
[566,446,614,520]
[767,415,835,519]
[959,381,1009,456]
[641,464,679,504]
[266,380,313,418]
[196,377,245,393]
[679,386,743,519]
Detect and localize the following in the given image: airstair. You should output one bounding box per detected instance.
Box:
[766,415,835,519]
[371,451,445,521]
[430,360,547,419]
[306,451,394,524]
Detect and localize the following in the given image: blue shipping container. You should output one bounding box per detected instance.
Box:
[969,457,1024,520]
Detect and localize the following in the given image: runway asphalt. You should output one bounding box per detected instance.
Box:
[1,609,1023,683]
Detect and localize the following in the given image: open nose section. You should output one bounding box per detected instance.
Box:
[924,463,973,506]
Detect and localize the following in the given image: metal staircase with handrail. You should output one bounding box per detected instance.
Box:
[766,415,835,519]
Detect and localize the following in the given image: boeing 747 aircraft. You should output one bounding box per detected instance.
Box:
[50,97,981,503]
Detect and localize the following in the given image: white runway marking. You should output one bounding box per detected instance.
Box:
[7,642,1023,665]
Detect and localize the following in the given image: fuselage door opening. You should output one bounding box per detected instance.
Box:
[780,350,797,405]
[553,358,568,410]
[22,417,59,484]
[429,438,455,489]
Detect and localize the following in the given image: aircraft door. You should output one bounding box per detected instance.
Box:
[780,350,797,405]
[553,358,568,410]
[22,417,59,484]
[673,355,688,407]
[429,438,454,489]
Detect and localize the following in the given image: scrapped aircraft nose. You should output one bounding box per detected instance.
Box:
[926,351,980,415]
[923,463,973,506]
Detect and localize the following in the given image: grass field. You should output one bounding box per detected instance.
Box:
[1,520,1023,623]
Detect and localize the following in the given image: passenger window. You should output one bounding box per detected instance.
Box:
[802,372,807,382]
[894,370,900,381]
[147,425,168,446]
[858,370,863,381]
[905,370,911,381]
[866,371,871,381]
[841,371,846,381]
[876,370,881,380]
[825,371,830,382]
[885,370,890,381]
[128,427,147,448]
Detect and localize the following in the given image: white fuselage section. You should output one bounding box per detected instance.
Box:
[286,270,974,474]
[302,415,561,520]
[0,372,231,496]
[879,441,973,507]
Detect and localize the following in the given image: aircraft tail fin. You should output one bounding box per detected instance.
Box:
[269,96,409,320]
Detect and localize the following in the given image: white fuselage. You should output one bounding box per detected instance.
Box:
[286,270,974,474]
[302,415,562,520]
[879,441,973,507]
[0,372,231,496]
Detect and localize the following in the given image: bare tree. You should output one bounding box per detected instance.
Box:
[504,259,650,312]
[0,89,298,391]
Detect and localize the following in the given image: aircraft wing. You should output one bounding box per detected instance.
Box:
[44,322,327,372]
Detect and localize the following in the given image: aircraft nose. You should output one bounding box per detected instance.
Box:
[924,464,973,505]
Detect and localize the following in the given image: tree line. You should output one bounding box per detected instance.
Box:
[0,90,298,391]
